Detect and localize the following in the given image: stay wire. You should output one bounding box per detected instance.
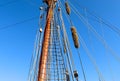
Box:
[0,16,38,31]
[78,33,106,81]
[59,0,76,70]
[99,18,115,81]
[27,30,39,81]
[58,0,73,69]
[84,7,104,81]
[77,49,87,81]
[32,31,42,81]
[59,0,78,73]
[57,0,75,81]
[56,2,72,78]
[28,6,45,81]
[70,1,118,80]
[72,0,120,36]
[63,0,117,80]
[63,0,120,37]
[68,2,106,81]
[69,1,120,63]
[28,26,43,81]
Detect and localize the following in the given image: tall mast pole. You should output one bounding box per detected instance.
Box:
[38,0,56,81]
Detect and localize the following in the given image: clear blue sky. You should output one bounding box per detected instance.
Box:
[0,0,120,81]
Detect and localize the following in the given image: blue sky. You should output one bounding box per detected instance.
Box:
[0,0,120,81]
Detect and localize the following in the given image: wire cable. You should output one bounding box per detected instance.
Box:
[68,1,120,63]
[71,0,120,36]
[99,18,115,81]
[77,50,87,81]
[68,2,106,81]
[0,16,38,31]
[57,0,75,81]
[78,33,106,81]
[58,0,76,70]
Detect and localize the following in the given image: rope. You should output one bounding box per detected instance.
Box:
[69,2,120,63]
[27,3,46,80]
[78,33,106,81]
[84,8,105,81]
[0,16,38,31]
[99,18,115,81]
[59,0,76,70]
[66,2,106,80]
[32,31,42,81]
[54,7,67,69]
[57,0,75,81]
[56,6,73,80]
[77,50,87,81]
[73,0,120,36]
[27,30,39,81]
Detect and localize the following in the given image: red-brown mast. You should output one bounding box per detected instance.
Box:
[38,0,56,81]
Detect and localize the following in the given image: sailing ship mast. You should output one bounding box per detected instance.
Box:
[38,0,57,81]
[27,0,120,81]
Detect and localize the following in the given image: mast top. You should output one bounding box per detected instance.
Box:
[43,0,57,6]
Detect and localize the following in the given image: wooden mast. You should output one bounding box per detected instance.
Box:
[38,0,56,81]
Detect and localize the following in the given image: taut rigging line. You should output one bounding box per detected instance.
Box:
[71,0,120,37]
[0,16,38,31]
[68,1,120,63]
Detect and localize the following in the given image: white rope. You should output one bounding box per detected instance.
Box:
[69,1,120,62]
[68,2,106,81]
[99,18,115,81]
[78,33,106,81]
[57,0,76,81]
